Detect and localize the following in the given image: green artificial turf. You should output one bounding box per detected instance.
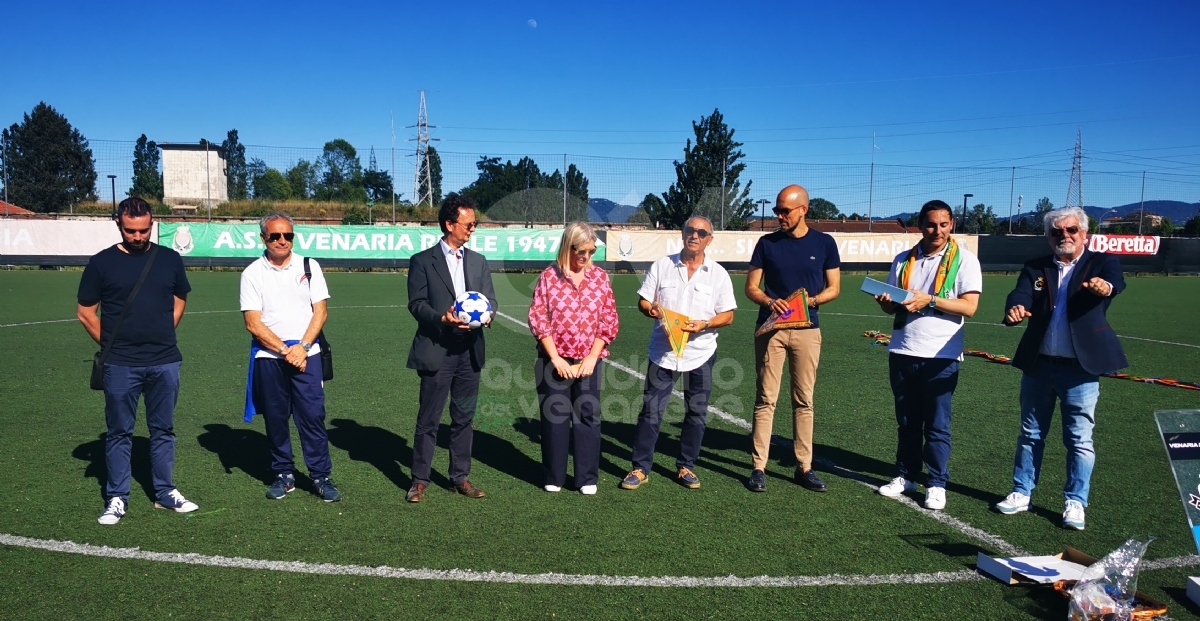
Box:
[1,269,1198,620]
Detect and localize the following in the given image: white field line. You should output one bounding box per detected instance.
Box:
[0,533,984,587]
[3,533,1197,587]
[494,310,1026,557]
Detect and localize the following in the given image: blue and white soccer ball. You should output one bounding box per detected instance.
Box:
[454,291,493,329]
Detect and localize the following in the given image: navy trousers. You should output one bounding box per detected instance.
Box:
[535,354,603,488]
[103,362,182,504]
[630,355,714,474]
[412,346,480,486]
[252,355,332,479]
[888,353,959,488]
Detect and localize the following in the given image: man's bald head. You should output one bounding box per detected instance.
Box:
[777,184,809,210]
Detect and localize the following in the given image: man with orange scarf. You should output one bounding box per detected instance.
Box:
[873,200,982,511]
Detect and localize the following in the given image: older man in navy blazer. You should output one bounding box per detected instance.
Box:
[994,205,1126,530]
[405,193,496,503]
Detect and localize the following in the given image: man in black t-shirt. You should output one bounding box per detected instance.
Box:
[77,198,198,525]
[744,184,842,493]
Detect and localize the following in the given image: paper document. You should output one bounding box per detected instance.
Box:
[861,277,913,303]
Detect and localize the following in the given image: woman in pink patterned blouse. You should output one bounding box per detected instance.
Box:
[528,222,619,495]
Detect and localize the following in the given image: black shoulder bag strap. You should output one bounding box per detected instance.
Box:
[304,257,333,381]
[99,244,160,364]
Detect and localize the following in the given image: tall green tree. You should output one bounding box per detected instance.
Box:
[460,155,589,219]
[254,168,292,200]
[0,102,97,212]
[222,129,249,200]
[285,159,317,199]
[963,203,998,234]
[808,197,840,220]
[129,134,163,200]
[660,108,755,230]
[316,139,366,202]
[640,193,666,228]
[363,168,394,203]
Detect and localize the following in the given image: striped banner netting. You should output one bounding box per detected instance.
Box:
[862,331,1200,392]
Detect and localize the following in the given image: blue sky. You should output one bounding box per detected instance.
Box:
[4,0,1199,212]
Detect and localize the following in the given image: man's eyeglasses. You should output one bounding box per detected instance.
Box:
[455,221,478,231]
[1049,226,1080,238]
[265,232,295,242]
[683,226,711,239]
[572,246,597,257]
[772,205,803,216]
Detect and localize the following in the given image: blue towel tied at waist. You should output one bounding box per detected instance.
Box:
[244,339,303,423]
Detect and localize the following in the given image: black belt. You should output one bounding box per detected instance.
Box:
[1038,354,1077,366]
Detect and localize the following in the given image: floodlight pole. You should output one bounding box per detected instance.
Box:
[2,134,8,219]
[563,154,567,226]
[206,141,212,222]
[960,194,973,234]
[720,156,726,230]
[108,175,117,218]
[868,130,876,232]
[757,198,770,230]
[1013,195,1023,234]
[1138,171,1146,235]
[1007,167,1015,234]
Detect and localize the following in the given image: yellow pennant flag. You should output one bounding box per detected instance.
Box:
[660,307,690,358]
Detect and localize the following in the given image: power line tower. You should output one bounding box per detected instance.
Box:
[1065,127,1083,210]
[408,91,438,208]
[368,146,378,171]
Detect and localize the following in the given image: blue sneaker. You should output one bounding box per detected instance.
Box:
[314,477,342,503]
[154,489,198,513]
[266,473,295,500]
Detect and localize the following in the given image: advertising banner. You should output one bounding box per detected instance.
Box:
[605,230,978,264]
[157,223,603,262]
[0,220,136,256]
[1088,234,1160,255]
[1155,409,1200,554]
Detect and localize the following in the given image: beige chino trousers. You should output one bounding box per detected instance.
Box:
[751,327,822,471]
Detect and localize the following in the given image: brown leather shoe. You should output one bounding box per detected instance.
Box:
[406,482,426,503]
[454,480,486,498]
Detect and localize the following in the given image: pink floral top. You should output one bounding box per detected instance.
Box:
[528,264,619,359]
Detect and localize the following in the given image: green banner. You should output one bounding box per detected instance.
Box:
[158,223,605,261]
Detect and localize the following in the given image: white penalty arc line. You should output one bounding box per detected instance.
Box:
[0,533,984,587]
[3,533,1196,587]
[493,311,1029,557]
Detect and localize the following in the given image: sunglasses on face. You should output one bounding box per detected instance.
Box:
[455,221,478,231]
[572,246,597,257]
[683,226,711,239]
[265,232,295,242]
[1049,226,1080,238]
[772,205,803,216]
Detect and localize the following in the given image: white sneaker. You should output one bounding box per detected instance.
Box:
[580,485,598,496]
[995,491,1031,515]
[924,487,946,511]
[154,489,199,513]
[544,485,561,493]
[97,497,126,525]
[878,477,917,498]
[1063,500,1086,530]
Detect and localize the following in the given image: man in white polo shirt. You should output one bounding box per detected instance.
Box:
[240,212,341,503]
[620,216,737,490]
[873,200,981,510]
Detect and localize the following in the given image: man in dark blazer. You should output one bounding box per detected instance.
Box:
[405,193,496,503]
[994,206,1126,531]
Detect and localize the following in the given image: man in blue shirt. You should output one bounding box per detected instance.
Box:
[77,198,198,525]
[744,184,841,493]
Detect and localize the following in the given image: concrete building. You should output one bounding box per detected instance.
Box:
[160,143,227,208]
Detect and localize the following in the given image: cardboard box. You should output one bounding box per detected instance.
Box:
[977,547,1099,585]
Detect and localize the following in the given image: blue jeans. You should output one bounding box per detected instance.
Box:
[631,355,714,474]
[888,354,959,488]
[102,362,182,504]
[1011,358,1100,506]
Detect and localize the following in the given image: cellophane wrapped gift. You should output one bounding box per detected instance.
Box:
[1067,535,1155,621]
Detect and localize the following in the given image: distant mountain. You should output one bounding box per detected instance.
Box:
[589,198,640,223]
[1084,201,1199,224]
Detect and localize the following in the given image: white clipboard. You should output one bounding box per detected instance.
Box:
[861,277,914,303]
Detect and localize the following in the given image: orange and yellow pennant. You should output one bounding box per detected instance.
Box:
[659,306,691,358]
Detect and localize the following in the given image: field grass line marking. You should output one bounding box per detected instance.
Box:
[0,532,987,587]
[4,533,1197,587]
[494,310,1027,557]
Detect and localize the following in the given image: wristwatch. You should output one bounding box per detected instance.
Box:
[300,341,313,353]
[927,296,938,310]
[277,344,289,355]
